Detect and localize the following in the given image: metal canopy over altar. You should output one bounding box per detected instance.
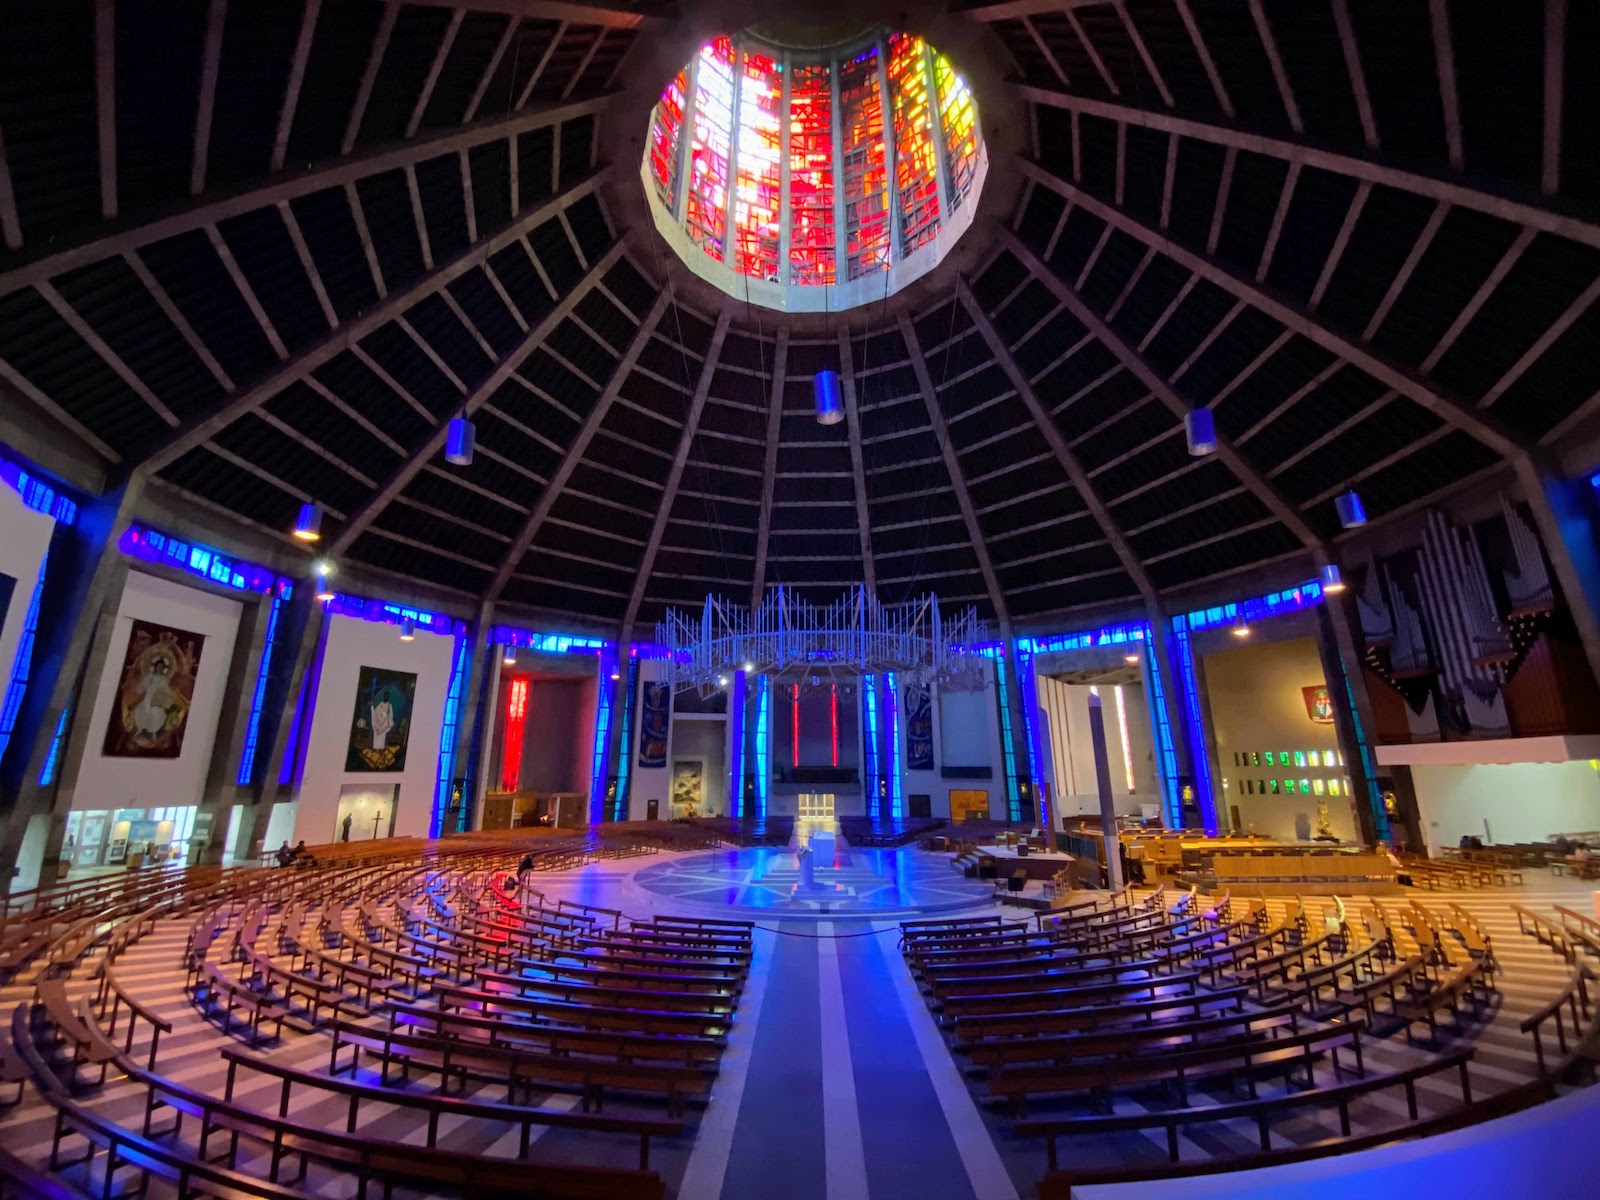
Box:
[653,586,991,695]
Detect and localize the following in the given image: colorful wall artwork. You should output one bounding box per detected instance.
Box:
[102,619,205,758]
[670,758,704,817]
[345,666,417,772]
[906,684,934,769]
[639,682,671,768]
[1303,685,1334,724]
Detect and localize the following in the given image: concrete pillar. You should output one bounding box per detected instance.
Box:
[1314,600,1384,848]
[240,590,326,862]
[194,588,275,864]
[1144,603,1197,829]
[0,485,140,889]
[1517,464,1600,688]
[1087,691,1123,893]
[444,602,494,835]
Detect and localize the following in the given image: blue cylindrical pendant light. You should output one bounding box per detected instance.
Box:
[814,369,843,425]
[445,416,476,466]
[1185,408,1216,456]
[293,501,322,542]
[1335,491,1367,529]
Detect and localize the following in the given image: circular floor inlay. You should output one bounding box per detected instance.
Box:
[630,844,992,921]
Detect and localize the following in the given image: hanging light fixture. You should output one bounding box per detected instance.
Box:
[399,618,416,642]
[814,369,843,425]
[1231,614,1251,639]
[503,645,517,667]
[1123,652,1140,664]
[1185,409,1217,456]
[313,560,336,602]
[292,502,323,542]
[1335,491,1367,529]
[445,415,476,466]
[1320,563,1347,594]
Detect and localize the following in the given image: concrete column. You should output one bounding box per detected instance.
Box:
[1144,604,1204,831]
[240,591,326,861]
[193,589,274,864]
[444,602,494,834]
[1517,464,1600,688]
[0,484,141,888]
[1314,601,1382,848]
[1087,691,1123,893]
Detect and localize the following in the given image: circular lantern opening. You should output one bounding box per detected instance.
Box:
[642,28,988,312]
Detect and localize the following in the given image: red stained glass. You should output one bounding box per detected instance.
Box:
[788,63,835,285]
[648,67,689,210]
[733,50,782,281]
[888,33,940,256]
[839,46,889,281]
[685,36,735,260]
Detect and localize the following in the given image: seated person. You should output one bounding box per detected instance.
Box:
[274,840,293,867]
[291,839,316,866]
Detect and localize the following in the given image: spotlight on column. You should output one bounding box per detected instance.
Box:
[399,617,416,642]
[1320,563,1347,594]
[813,369,843,425]
[1231,614,1250,639]
[292,502,323,542]
[444,415,476,466]
[1335,490,1367,529]
[1185,408,1217,457]
[313,560,336,602]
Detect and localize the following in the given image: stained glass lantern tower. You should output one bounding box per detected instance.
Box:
[642,28,987,313]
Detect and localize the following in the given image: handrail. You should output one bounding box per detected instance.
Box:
[1519,962,1594,1077]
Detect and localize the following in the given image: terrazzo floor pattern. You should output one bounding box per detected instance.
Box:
[0,851,1588,1200]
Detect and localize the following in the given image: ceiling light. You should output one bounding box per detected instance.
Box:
[1320,563,1347,594]
[399,618,416,642]
[743,662,755,672]
[1335,491,1367,529]
[1231,615,1250,639]
[313,562,336,603]
[1184,409,1217,457]
[814,369,843,425]
[445,415,476,467]
[1124,653,1140,664]
[292,502,322,542]
[503,647,517,667]
[610,668,620,680]
[718,675,729,686]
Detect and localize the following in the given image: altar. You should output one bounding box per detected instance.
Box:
[979,845,1081,884]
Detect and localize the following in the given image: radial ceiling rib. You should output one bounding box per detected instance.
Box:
[955,277,1156,603]
[399,0,654,29]
[0,94,609,300]
[997,224,1322,551]
[486,288,674,604]
[897,313,1010,628]
[1018,86,1600,253]
[328,236,628,557]
[1014,160,1533,462]
[750,328,789,607]
[622,306,734,635]
[838,330,877,599]
[128,166,610,482]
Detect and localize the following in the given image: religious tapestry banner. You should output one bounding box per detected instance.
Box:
[345,666,418,772]
[906,685,934,770]
[102,619,206,758]
[1303,684,1335,724]
[639,682,671,768]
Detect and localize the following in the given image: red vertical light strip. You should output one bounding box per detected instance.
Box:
[792,684,800,767]
[501,679,528,792]
[830,684,839,767]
